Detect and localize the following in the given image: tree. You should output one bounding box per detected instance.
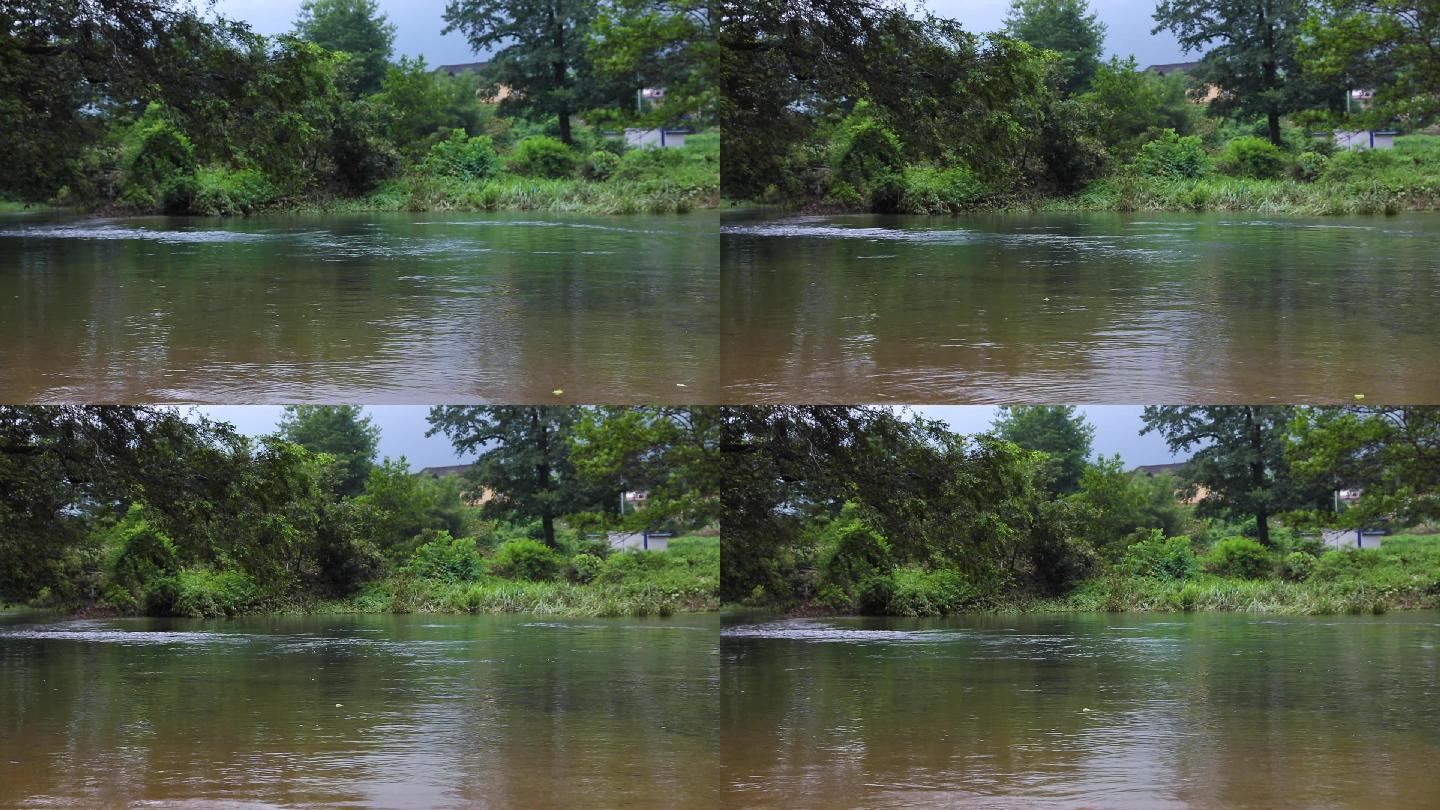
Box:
[1153,0,1332,145]
[442,0,599,145]
[588,0,716,126]
[276,406,379,497]
[1288,406,1440,527]
[993,406,1095,495]
[1005,0,1107,95]
[1300,0,1440,127]
[427,406,597,548]
[569,407,720,531]
[1071,455,1186,560]
[1140,406,1321,546]
[1081,56,1196,156]
[294,0,397,94]
[354,458,472,562]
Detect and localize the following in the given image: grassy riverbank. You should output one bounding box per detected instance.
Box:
[63,535,720,620]
[744,535,1440,618]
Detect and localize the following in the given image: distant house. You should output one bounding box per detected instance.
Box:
[434,61,514,103]
[1321,528,1385,550]
[415,464,494,506]
[1133,461,1209,505]
[623,127,690,149]
[606,530,671,552]
[1329,90,1399,150]
[1144,61,1222,104]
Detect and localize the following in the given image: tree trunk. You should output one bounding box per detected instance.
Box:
[1256,505,1271,546]
[551,3,572,146]
[1267,110,1282,148]
[1246,407,1272,546]
[542,508,556,549]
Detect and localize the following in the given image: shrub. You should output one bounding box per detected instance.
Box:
[425,131,500,181]
[1134,130,1212,179]
[100,583,138,613]
[1205,537,1274,580]
[597,550,666,584]
[405,531,484,582]
[832,103,905,210]
[170,569,261,618]
[566,552,604,584]
[1310,548,1385,582]
[105,505,179,597]
[508,136,576,179]
[1277,551,1318,582]
[584,149,620,181]
[1291,151,1329,182]
[899,165,987,214]
[815,505,892,594]
[192,167,279,216]
[121,105,198,211]
[490,539,562,581]
[1122,530,1198,581]
[1217,136,1286,179]
[881,567,976,616]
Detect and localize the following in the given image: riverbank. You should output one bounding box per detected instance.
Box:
[753,134,1440,217]
[737,535,1440,618]
[62,535,720,620]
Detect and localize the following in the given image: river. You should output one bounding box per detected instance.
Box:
[0,211,718,403]
[721,212,1440,403]
[721,612,1440,809]
[0,612,718,808]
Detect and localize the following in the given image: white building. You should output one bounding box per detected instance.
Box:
[1320,528,1385,550]
[606,531,670,552]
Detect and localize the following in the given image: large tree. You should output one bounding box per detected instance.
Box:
[1300,0,1440,127]
[442,0,599,145]
[294,0,397,94]
[1288,406,1440,528]
[1140,406,1321,546]
[427,406,596,547]
[1153,0,1330,145]
[569,406,720,531]
[992,405,1095,495]
[588,0,716,126]
[1005,0,1107,94]
[277,405,380,497]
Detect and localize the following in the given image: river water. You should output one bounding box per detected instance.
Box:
[721,612,1440,809]
[0,613,718,808]
[721,212,1440,403]
[0,211,718,403]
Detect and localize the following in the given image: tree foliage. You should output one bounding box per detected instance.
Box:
[993,405,1095,495]
[1005,0,1107,95]
[1300,0,1440,127]
[294,0,397,94]
[277,405,380,497]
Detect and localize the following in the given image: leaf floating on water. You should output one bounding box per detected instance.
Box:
[552,389,564,396]
[1354,393,1365,400]
[676,383,686,388]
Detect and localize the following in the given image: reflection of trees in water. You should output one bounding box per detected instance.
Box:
[0,615,718,808]
[0,214,719,402]
[721,615,1440,807]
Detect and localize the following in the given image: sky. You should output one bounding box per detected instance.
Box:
[193,405,1180,473]
[197,406,468,470]
[212,0,1187,71]
[913,405,1182,466]
[212,0,482,66]
[925,0,1187,67]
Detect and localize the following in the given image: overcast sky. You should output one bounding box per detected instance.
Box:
[198,406,468,470]
[192,405,1179,472]
[211,0,1187,71]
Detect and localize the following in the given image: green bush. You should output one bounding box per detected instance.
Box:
[567,552,604,584]
[508,136,576,179]
[1291,151,1329,182]
[597,550,666,584]
[105,505,179,597]
[1310,548,1385,582]
[1121,530,1198,581]
[405,531,483,582]
[1134,130,1212,179]
[1217,136,1286,179]
[832,103,905,211]
[1205,537,1274,580]
[882,567,976,616]
[816,505,892,594]
[121,105,198,211]
[100,583,138,613]
[899,165,987,214]
[170,569,261,618]
[425,131,500,181]
[490,539,562,581]
[1277,551,1318,582]
[192,167,279,216]
[584,150,620,181]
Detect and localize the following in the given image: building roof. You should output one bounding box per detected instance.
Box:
[1133,462,1189,476]
[436,61,490,76]
[1145,61,1201,75]
[417,463,471,478]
